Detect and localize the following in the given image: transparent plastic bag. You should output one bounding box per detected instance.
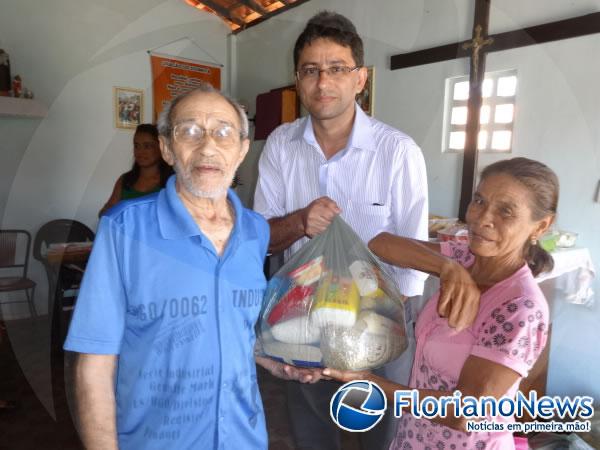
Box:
[257,216,408,370]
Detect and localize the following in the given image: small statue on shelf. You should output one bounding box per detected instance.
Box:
[12,75,22,98]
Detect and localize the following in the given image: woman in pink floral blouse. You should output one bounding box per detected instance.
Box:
[325,157,559,450]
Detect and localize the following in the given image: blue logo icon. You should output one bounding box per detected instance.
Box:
[330,380,387,432]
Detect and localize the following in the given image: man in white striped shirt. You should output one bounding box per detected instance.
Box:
[254,11,428,450]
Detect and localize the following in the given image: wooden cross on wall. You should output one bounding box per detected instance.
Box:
[390,1,600,220]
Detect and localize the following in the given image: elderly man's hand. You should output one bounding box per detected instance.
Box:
[300,197,341,238]
[255,356,325,383]
[437,260,481,331]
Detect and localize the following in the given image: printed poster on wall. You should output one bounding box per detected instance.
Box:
[150,53,221,122]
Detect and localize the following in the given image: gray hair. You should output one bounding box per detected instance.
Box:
[480,157,559,277]
[157,83,249,140]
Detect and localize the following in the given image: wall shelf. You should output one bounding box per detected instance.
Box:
[0,96,47,118]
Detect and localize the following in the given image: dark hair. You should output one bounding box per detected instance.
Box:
[156,82,248,141]
[122,123,173,190]
[293,11,364,70]
[480,157,559,276]
[135,123,159,140]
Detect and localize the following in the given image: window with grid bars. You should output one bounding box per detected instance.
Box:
[442,69,517,153]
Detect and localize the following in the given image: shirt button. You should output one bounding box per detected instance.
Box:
[219,415,224,421]
[222,382,228,389]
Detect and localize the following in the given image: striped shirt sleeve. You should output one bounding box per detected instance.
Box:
[254,130,285,220]
[388,138,429,296]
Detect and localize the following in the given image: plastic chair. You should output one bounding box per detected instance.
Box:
[0,230,37,318]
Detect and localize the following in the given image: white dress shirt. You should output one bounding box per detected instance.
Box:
[254,104,429,297]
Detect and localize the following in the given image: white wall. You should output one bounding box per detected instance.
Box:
[234,0,600,400]
[0,0,231,317]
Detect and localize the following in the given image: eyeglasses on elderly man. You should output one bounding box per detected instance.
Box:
[171,120,246,147]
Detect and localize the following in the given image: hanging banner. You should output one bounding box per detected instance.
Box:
[150,53,221,122]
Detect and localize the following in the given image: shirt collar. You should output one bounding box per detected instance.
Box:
[157,175,249,242]
[349,103,377,152]
[293,103,376,153]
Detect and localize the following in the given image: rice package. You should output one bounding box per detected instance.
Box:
[257,216,408,370]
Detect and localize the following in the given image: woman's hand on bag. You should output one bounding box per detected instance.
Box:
[301,197,341,238]
[322,368,372,383]
[255,356,324,383]
[437,259,480,331]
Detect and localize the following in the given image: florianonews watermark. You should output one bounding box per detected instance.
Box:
[330,381,594,434]
[393,389,594,433]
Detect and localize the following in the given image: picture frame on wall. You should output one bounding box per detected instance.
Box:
[356,66,375,116]
[114,87,144,129]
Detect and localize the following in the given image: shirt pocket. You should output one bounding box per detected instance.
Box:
[341,198,390,243]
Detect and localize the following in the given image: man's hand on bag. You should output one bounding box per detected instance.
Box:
[255,356,325,383]
[301,197,341,238]
[437,260,481,331]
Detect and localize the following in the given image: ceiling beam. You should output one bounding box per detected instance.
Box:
[232,0,312,33]
[238,0,269,16]
[201,0,246,27]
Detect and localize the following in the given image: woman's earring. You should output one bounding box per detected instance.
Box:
[530,236,538,246]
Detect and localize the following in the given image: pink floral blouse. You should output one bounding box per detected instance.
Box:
[390,241,549,450]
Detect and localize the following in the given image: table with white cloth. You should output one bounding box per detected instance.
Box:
[536,247,595,308]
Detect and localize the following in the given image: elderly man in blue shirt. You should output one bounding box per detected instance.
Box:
[65,84,315,450]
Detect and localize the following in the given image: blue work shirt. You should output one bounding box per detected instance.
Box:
[65,176,270,450]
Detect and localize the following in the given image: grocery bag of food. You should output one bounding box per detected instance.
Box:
[257,216,408,370]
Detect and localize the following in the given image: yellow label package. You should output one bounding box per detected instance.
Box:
[310,273,360,330]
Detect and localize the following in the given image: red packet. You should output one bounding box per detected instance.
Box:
[267,285,314,325]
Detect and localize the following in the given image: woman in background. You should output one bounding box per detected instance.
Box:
[325,157,558,450]
[99,123,172,216]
